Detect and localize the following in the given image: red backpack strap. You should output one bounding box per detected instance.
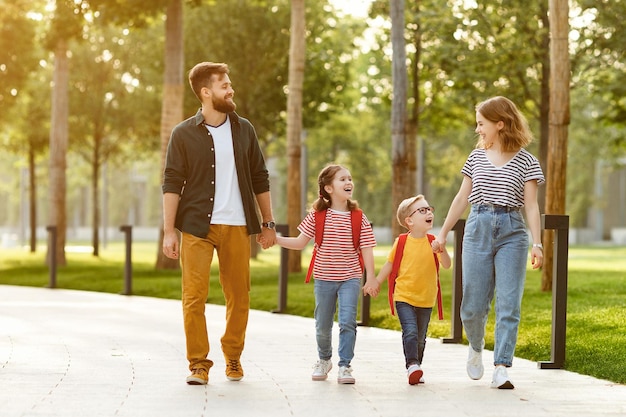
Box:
[305,210,326,283]
[427,233,444,320]
[387,233,408,316]
[351,209,364,273]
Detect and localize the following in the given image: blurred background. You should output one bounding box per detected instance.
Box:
[1,0,625,257]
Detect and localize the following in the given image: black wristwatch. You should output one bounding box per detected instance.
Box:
[262,221,276,229]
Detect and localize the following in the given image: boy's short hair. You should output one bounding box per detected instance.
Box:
[397,195,425,230]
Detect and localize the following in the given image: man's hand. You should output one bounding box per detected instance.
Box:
[163,230,180,259]
[257,228,276,249]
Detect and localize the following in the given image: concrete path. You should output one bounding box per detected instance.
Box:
[0,285,624,417]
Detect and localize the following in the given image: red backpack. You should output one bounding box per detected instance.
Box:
[387,233,443,319]
[305,209,364,283]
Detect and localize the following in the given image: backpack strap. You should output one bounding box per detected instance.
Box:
[387,233,408,316]
[305,210,326,283]
[351,209,364,274]
[427,233,444,320]
[305,209,364,283]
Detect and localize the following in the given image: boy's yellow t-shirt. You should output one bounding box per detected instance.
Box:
[387,235,438,308]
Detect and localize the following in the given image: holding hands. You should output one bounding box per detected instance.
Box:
[362,279,380,297]
[431,237,446,254]
[256,226,277,249]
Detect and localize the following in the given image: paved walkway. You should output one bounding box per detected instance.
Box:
[0,285,624,417]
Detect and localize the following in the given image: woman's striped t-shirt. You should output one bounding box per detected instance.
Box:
[298,208,376,281]
[461,148,545,207]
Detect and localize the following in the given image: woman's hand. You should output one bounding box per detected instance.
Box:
[530,246,543,269]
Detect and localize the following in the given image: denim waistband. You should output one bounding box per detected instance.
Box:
[474,203,521,213]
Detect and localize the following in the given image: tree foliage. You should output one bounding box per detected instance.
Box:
[0,0,625,252]
[183,0,291,147]
[182,0,363,149]
[0,0,40,122]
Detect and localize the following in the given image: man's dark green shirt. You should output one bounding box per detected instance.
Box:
[162,109,270,238]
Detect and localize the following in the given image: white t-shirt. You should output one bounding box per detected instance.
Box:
[205,117,246,226]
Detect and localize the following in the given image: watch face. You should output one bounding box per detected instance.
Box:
[264,221,276,228]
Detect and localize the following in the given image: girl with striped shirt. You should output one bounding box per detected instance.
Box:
[276,164,377,384]
[432,96,545,390]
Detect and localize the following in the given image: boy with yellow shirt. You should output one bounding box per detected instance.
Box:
[363,195,451,385]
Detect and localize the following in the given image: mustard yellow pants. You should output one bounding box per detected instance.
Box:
[180,226,250,371]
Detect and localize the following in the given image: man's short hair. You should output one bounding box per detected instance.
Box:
[188,62,229,102]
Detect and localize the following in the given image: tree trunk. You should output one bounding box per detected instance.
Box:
[47,38,68,267]
[408,10,422,196]
[286,0,305,273]
[92,135,100,257]
[542,0,570,292]
[156,0,184,270]
[538,3,550,213]
[29,146,36,253]
[390,0,410,238]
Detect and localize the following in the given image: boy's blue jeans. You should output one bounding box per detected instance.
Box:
[461,204,529,367]
[395,302,432,368]
[313,278,361,368]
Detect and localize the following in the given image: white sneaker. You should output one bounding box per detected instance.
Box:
[491,365,514,389]
[312,359,332,381]
[337,366,355,384]
[466,346,484,380]
[407,364,423,385]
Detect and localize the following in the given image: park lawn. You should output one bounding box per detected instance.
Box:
[0,242,624,384]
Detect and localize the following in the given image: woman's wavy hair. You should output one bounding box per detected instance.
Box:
[475,96,534,152]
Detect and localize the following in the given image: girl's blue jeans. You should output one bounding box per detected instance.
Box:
[395,302,432,368]
[313,278,361,367]
[461,204,529,367]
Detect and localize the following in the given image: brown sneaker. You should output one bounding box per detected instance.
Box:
[186,367,208,385]
[225,359,244,381]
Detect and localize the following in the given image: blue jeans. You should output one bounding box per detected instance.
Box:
[395,302,432,368]
[461,205,529,367]
[313,278,361,367]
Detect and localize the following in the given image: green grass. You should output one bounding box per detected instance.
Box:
[1,242,625,384]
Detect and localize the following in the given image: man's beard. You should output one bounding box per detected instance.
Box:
[212,96,236,113]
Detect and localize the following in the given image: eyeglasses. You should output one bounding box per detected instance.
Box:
[409,206,435,216]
